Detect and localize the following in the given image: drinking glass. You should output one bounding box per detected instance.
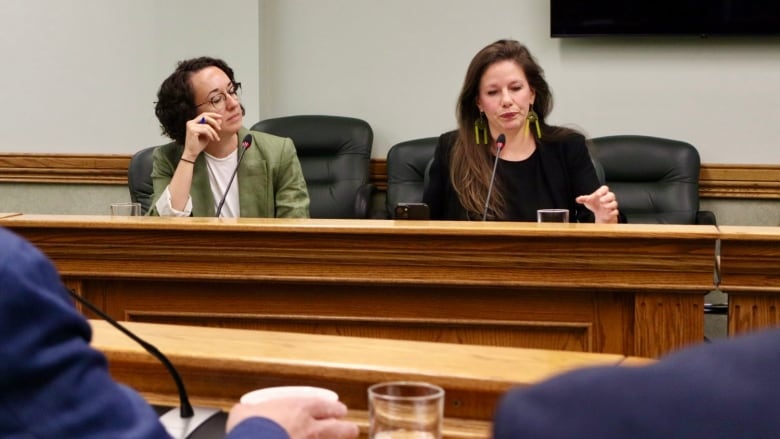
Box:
[369,381,444,439]
[537,208,569,223]
[110,202,141,216]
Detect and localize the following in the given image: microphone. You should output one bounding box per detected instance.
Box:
[482,133,506,221]
[66,288,223,438]
[215,134,253,217]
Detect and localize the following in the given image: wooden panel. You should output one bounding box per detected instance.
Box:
[634,293,704,357]
[719,226,780,336]
[90,320,641,438]
[2,217,717,289]
[80,280,602,352]
[371,159,387,190]
[0,153,129,184]
[3,215,717,357]
[730,297,780,335]
[700,164,780,199]
[130,312,595,353]
[2,153,779,199]
[718,228,780,289]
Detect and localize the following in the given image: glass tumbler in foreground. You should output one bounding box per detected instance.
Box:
[368,381,444,439]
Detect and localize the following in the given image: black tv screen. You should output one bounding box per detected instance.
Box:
[551,0,780,37]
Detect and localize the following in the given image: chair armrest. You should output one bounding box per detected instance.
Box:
[696,210,717,225]
[354,183,376,219]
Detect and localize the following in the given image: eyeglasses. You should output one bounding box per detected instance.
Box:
[196,82,242,111]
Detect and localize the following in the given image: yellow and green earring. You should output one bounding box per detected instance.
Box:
[474,112,488,144]
[525,106,541,139]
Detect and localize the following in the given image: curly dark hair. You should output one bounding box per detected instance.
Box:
[154,56,244,145]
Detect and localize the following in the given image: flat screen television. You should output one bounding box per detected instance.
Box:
[551,1,780,37]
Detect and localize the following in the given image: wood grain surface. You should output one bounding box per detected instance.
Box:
[718,226,780,335]
[2,215,720,358]
[90,320,644,439]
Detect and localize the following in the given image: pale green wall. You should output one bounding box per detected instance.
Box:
[260,0,780,164]
[0,184,129,215]
[2,0,779,165]
[0,0,261,156]
[701,199,780,227]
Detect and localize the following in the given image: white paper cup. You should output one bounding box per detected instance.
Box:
[240,386,339,405]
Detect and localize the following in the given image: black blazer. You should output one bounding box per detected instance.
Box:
[423,131,605,222]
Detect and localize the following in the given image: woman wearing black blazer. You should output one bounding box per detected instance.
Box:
[424,40,622,223]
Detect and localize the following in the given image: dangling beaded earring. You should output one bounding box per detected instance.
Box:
[525,105,542,139]
[474,112,488,144]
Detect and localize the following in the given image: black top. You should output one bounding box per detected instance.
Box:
[423,130,619,222]
[500,150,553,221]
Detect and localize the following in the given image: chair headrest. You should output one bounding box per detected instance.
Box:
[251,115,372,157]
[589,135,700,183]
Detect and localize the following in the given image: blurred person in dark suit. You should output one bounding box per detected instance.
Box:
[493,327,780,438]
[0,227,356,439]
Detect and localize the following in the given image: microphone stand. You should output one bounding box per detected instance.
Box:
[215,135,253,218]
[67,288,221,438]
[482,134,506,221]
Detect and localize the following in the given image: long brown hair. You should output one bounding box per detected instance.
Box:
[450,39,578,218]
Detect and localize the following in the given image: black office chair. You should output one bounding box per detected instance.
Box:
[252,115,374,219]
[127,146,156,215]
[588,135,716,225]
[589,135,723,319]
[385,137,438,218]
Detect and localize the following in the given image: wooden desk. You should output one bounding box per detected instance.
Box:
[718,226,780,335]
[3,215,718,357]
[89,320,642,439]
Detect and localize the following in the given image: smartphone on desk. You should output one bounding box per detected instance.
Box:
[394,203,430,220]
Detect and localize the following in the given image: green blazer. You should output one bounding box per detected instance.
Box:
[149,127,310,218]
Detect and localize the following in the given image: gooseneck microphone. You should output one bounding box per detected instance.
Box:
[67,288,223,438]
[66,288,194,418]
[482,133,506,221]
[215,134,253,217]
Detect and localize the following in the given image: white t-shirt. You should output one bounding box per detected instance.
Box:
[155,150,240,217]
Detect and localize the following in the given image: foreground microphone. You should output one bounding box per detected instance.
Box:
[215,134,253,217]
[482,133,506,221]
[67,288,222,438]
